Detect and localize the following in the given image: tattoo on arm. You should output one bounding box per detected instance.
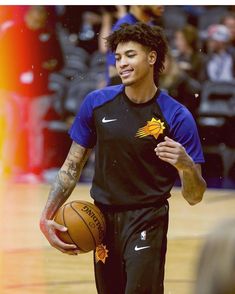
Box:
[42,142,92,219]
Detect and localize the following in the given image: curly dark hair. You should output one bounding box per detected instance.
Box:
[105,22,168,82]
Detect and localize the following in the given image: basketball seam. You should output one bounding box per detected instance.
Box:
[70,203,97,248]
[72,201,106,231]
[63,204,87,252]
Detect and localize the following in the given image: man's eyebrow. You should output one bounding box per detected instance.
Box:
[115,49,137,56]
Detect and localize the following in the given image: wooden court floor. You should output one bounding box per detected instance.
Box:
[0,181,234,294]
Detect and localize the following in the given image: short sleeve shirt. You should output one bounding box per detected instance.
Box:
[69,85,204,206]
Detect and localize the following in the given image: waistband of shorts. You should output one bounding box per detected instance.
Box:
[94,198,169,212]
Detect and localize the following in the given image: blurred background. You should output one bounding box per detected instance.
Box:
[0,5,235,189]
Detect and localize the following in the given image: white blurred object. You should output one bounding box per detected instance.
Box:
[20,71,34,84]
[0,20,14,33]
[39,33,50,42]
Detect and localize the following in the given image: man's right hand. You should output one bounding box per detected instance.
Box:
[40,219,80,255]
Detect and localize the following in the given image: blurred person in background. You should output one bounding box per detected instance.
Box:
[98,6,127,54]
[159,52,201,118]
[194,218,235,294]
[200,24,235,82]
[221,12,235,52]
[174,24,204,81]
[59,6,103,53]
[0,5,63,96]
[0,5,64,181]
[106,5,165,85]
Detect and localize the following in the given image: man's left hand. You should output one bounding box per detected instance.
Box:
[154,136,194,171]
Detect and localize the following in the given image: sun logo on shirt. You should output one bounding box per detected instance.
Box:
[95,244,109,264]
[136,117,165,140]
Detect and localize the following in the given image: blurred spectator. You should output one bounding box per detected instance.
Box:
[59,6,84,35]
[174,24,204,80]
[201,24,235,82]
[0,5,63,96]
[78,7,102,54]
[159,52,201,117]
[59,6,101,53]
[221,12,235,51]
[0,6,64,180]
[182,5,206,27]
[194,218,235,294]
[98,6,127,54]
[106,5,165,85]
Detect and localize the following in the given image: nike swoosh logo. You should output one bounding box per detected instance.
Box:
[134,245,150,251]
[102,117,117,123]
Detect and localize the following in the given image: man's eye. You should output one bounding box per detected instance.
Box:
[127,54,135,58]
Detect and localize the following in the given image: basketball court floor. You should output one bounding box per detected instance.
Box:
[0,181,234,294]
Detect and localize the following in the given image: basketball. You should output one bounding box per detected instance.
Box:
[54,200,106,253]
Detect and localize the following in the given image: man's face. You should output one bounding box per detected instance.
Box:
[115,41,156,86]
[207,39,226,53]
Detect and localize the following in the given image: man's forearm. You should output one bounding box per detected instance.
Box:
[41,170,78,220]
[41,143,91,220]
[180,165,206,205]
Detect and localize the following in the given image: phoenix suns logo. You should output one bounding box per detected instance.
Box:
[95,244,109,264]
[136,117,165,139]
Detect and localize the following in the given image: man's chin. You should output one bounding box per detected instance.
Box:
[122,79,135,86]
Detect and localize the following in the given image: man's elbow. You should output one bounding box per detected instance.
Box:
[185,182,207,206]
[187,195,203,206]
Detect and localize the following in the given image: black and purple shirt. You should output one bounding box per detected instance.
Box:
[69,85,204,206]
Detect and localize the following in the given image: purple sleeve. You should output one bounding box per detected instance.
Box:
[69,93,96,148]
[170,108,205,164]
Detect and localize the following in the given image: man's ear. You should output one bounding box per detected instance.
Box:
[148,51,157,65]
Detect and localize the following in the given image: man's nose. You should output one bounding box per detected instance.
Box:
[119,56,128,67]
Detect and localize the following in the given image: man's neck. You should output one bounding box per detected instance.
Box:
[125,80,157,104]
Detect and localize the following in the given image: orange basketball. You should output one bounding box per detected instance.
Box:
[54,200,106,253]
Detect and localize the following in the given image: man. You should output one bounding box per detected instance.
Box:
[0,5,63,96]
[201,24,235,82]
[221,12,235,50]
[40,23,206,294]
[107,5,164,85]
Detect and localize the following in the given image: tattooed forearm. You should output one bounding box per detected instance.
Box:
[41,142,92,220]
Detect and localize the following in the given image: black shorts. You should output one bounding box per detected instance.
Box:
[94,200,169,294]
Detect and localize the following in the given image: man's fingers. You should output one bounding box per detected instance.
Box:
[158,152,176,160]
[59,248,81,255]
[52,235,77,250]
[164,136,174,142]
[155,146,178,154]
[49,222,77,250]
[156,140,177,149]
[53,221,68,232]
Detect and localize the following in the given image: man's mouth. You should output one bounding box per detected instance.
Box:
[120,69,133,78]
